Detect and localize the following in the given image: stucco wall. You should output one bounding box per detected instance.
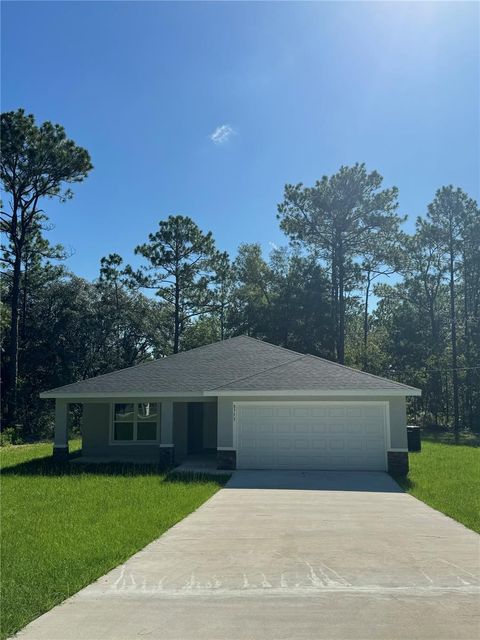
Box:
[82,403,159,461]
[173,403,188,462]
[388,396,408,448]
[217,395,408,450]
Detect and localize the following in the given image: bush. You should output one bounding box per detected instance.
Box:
[0,427,23,447]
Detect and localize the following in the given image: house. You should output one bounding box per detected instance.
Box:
[40,336,421,474]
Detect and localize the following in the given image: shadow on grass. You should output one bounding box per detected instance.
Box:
[1,453,227,485]
[2,455,158,477]
[421,429,480,447]
[166,471,231,485]
[391,474,415,492]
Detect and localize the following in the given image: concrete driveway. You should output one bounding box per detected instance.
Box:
[14,471,480,640]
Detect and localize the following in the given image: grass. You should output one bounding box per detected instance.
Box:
[0,440,228,640]
[396,437,480,534]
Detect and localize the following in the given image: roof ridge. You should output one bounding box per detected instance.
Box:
[209,355,308,390]
[163,335,249,360]
[238,335,307,357]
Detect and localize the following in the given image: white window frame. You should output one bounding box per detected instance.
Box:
[109,402,161,445]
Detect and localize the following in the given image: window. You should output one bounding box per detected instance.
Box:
[112,403,160,443]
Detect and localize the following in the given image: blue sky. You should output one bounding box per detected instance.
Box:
[2,1,479,281]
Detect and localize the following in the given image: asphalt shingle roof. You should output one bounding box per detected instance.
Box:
[41,336,420,397]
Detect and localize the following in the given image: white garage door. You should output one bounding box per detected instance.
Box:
[235,402,387,471]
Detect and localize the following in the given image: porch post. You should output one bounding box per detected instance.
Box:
[159,399,175,469]
[53,399,69,460]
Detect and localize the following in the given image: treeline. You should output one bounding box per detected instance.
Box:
[1,110,479,440]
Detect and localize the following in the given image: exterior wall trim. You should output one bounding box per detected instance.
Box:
[207,389,420,397]
[42,388,421,400]
[41,391,210,399]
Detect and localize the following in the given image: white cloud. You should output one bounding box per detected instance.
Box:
[210,124,236,145]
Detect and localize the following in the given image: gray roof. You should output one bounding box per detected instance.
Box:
[41,336,420,398]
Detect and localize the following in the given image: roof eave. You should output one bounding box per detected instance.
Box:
[39,391,205,400]
[41,387,421,400]
[204,388,422,397]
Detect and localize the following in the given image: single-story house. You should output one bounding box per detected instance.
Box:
[41,336,421,474]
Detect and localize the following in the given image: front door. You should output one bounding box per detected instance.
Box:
[187,403,204,454]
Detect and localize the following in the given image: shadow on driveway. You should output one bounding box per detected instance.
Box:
[225,469,404,492]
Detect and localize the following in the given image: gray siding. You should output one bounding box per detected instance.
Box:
[203,403,217,448]
[388,396,408,448]
[82,399,218,462]
[217,395,407,450]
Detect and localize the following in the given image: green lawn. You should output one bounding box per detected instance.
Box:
[397,439,480,534]
[0,441,228,640]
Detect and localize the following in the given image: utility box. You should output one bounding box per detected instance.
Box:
[407,425,421,452]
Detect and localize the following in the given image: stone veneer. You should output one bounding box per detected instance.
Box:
[158,445,175,470]
[217,450,236,470]
[52,445,69,461]
[387,450,409,476]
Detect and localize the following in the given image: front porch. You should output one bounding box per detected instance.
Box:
[52,398,222,469]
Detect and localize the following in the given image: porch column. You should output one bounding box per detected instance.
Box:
[159,399,174,468]
[53,399,69,460]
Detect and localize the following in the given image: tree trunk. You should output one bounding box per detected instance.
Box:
[21,256,28,343]
[5,253,22,426]
[173,283,180,354]
[331,252,338,360]
[363,271,371,369]
[337,240,345,365]
[444,370,450,427]
[463,254,472,429]
[173,235,180,354]
[448,233,460,438]
[428,299,442,424]
[173,258,180,354]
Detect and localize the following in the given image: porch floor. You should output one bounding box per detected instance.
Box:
[174,452,228,476]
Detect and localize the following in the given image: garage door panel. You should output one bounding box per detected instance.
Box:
[329,407,347,417]
[311,407,328,418]
[346,407,364,418]
[293,423,311,434]
[236,403,387,471]
[311,440,327,450]
[365,423,382,435]
[365,406,384,418]
[294,438,310,449]
[329,423,345,434]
